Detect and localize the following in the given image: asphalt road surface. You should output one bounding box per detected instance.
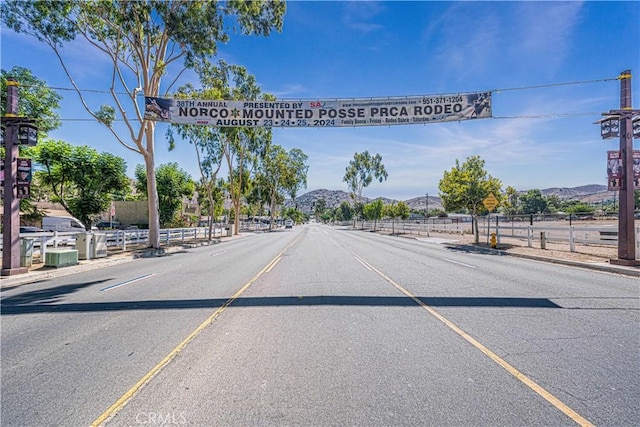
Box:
[1,224,638,426]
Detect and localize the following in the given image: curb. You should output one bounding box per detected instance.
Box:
[446,243,640,278]
[0,240,223,290]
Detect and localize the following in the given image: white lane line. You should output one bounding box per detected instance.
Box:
[100,273,156,292]
[441,258,476,269]
[211,251,227,257]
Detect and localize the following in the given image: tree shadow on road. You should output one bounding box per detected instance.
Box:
[1,294,562,315]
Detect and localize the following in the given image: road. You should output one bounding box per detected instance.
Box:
[1,224,638,426]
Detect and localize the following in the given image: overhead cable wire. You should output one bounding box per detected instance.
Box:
[13,76,620,98]
[11,76,619,122]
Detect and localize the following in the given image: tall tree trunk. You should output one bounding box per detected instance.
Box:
[269,195,277,231]
[145,164,160,248]
[473,215,480,244]
[144,125,160,249]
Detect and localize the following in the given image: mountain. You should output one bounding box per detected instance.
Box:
[286,189,443,212]
[288,184,615,212]
[539,185,609,199]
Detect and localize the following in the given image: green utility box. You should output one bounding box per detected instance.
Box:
[45,248,79,268]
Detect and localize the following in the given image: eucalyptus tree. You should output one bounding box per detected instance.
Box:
[1,0,285,247]
[258,144,309,229]
[134,163,195,228]
[217,66,275,235]
[438,155,502,243]
[343,151,388,204]
[167,65,229,240]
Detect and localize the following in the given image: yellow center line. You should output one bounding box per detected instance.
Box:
[91,235,301,426]
[350,252,594,427]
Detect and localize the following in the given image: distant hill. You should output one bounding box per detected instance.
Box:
[288,184,615,212]
[539,185,609,199]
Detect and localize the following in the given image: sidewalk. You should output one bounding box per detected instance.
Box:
[400,231,640,278]
[0,234,244,290]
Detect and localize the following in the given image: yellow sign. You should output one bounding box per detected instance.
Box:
[483,193,499,211]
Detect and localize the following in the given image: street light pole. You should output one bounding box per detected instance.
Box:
[2,78,28,275]
[597,70,639,266]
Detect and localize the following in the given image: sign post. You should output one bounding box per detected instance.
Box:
[483,193,499,246]
[596,70,640,266]
[1,78,38,276]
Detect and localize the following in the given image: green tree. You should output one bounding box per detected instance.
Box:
[396,201,410,221]
[563,202,595,215]
[218,66,274,235]
[502,185,519,216]
[363,199,384,231]
[1,66,61,135]
[335,201,353,222]
[343,151,388,204]
[545,194,563,213]
[1,0,285,248]
[383,201,410,234]
[519,189,547,215]
[282,207,304,224]
[314,198,327,220]
[1,67,63,221]
[167,77,227,240]
[32,139,129,229]
[258,144,309,230]
[438,155,502,243]
[135,163,195,228]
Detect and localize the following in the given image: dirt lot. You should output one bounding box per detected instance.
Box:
[397,230,620,264]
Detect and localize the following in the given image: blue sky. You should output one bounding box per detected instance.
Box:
[1,1,639,201]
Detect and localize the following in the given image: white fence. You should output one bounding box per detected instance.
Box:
[0,226,230,260]
[358,218,640,259]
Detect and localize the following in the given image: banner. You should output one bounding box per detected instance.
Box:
[607,150,640,190]
[144,92,491,127]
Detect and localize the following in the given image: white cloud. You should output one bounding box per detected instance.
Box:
[341,2,386,33]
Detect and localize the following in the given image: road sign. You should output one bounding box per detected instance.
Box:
[483,193,499,211]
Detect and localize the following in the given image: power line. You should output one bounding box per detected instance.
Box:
[491,77,617,93]
[12,76,619,122]
[13,76,620,98]
[493,112,603,119]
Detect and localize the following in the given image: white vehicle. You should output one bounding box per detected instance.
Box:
[42,216,87,232]
[284,219,294,228]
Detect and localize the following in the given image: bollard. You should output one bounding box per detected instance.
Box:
[540,231,547,250]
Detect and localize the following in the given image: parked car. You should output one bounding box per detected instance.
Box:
[285,219,294,228]
[95,220,121,230]
[20,226,44,233]
[42,215,87,232]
